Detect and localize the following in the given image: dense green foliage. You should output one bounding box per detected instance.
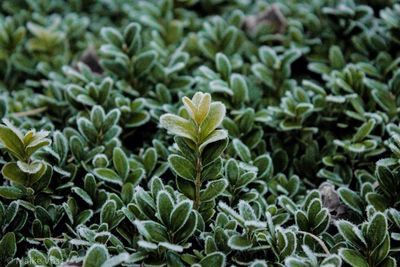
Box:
[0,0,400,266]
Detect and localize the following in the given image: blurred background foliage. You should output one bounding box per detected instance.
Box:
[0,0,400,266]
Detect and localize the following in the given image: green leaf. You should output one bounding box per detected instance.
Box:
[200,179,227,201]
[134,220,168,242]
[28,249,47,265]
[230,74,248,104]
[200,102,226,140]
[126,111,150,128]
[0,232,16,259]
[376,166,394,194]
[329,45,345,69]
[198,252,226,267]
[137,240,157,250]
[367,212,387,249]
[336,220,366,248]
[371,89,396,115]
[2,162,27,184]
[228,234,252,250]
[307,198,322,219]
[371,233,390,265]
[166,251,186,266]
[201,158,222,181]
[103,109,120,128]
[252,63,273,87]
[377,257,396,267]
[160,114,196,141]
[113,147,129,179]
[101,200,117,226]
[339,248,368,267]
[135,51,157,76]
[199,129,227,152]
[226,158,239,184]
[321,254,342,266]
[101,27,123,47]
[199,38,217,59]
[83,244,109,267]
[216,53,231,79]
[174,211,198,243]
[143,148,157,174]
[31,163,51,190]
[280,119,302,131]
[183,92,211,125]
[233,139,251,162]
[159,242,184,252]
[236,172,257,188]
[284,258,306,267]
[72,187,93,206]
[157,190,174,226]
[219,202,245,225]
[101,252,129,267]
[134,187,156,218]
[250,260,269,267]
[93,168,122,185]
[124,23,141,53]
[53,131,68,163]
[91,106,105,130]
[238,200,256,221]
[338,187,364,214]
[25,135,51,157]
[352,119,375,142]
[366,192,388,211]
[259,46,276,66]
[176,177,195,199]
[0,124,25,160]
[76,210,93,225]
[77,117,97,142]
[98,78,112,105]
[202,138,228,166]
[168,154,195,181]
[77,94,96,106]
[175,137,195,161]
[0,186,24,199]
[295,211,308,231]
[126,168,145,186]
[16,160,43,174]
[170,200,192,232]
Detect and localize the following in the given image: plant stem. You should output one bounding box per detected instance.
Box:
[194,122,203,210]
[194,148,202,210]
[4,60,12,83]
[11,107,48,117]
[34,237,65,242]
[298,230,330,255]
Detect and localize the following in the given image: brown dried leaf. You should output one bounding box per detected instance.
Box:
[319,182,347,220]
[242,5,287,35]
[79,47,103,74]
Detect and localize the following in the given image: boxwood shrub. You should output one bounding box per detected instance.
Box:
[0,0,399,266]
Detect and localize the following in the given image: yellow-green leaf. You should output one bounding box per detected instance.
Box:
[160,114,196,141]
[200,102,226,141]
[0,125,25,160]
[2,162,27,184]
